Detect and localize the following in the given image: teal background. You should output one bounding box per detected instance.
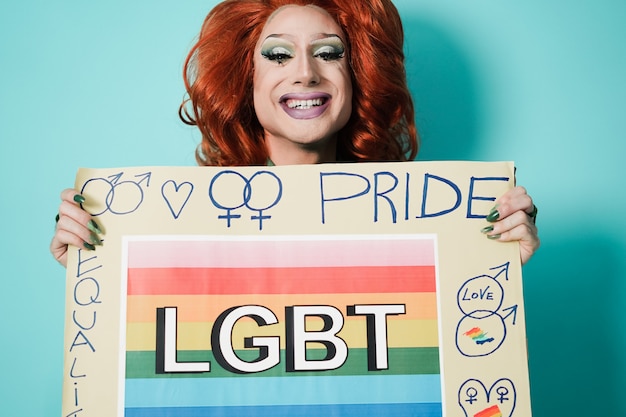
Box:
[1,0,624,416]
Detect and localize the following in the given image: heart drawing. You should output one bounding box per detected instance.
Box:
[161,180,194,219]
[458,378,516,417]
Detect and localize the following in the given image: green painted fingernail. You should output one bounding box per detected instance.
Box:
[481,225,494,234]
[55,213,60,223]
[90,233,103,246]
[83,242,96,251]
[486,207,500,222]
[74,194,86,204]
[487,234,502,240]
[87,219,102,234]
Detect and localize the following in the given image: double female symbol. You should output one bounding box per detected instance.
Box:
[208,170,283,230]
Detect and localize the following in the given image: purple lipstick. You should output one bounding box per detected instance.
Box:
[280,93,331,120]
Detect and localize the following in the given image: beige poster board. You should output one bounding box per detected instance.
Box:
[62,161,530,417]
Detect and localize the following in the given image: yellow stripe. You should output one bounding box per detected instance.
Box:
[125,319,439,351]
[126,293,437,322]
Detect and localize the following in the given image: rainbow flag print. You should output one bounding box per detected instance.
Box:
[122,235,442,417]
[463,327,494,345]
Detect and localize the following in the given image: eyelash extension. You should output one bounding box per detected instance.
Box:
[260,45,344,64]
[313,43,345,62]
[261,47,293,65]
[314,51,345,61]
[263,54,288,64]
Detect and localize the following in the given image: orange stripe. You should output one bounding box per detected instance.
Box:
[127,266,435,295]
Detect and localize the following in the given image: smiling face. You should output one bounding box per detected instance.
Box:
[253,5,352,165]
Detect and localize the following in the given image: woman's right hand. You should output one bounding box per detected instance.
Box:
[50,189,103,267]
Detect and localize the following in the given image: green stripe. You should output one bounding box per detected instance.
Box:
[126,347,439,379]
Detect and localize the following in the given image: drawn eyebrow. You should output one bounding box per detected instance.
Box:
[310,35,346,49]
[262,34,294,43]
[311,34,345,45]
[262,33,345,43]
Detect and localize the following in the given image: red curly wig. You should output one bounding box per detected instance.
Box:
[180,0,418,166]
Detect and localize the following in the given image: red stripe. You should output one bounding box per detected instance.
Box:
[475,405,502,417]
[127,266,435,295]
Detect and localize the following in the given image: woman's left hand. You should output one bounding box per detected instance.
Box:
[481,186,540,265]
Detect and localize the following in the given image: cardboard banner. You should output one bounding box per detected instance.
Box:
[62,161,531,417]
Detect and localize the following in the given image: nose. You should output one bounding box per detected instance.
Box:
[292,55,320,86]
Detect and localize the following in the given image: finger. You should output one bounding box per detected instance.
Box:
[55,214,102,248]
[484,221,540,265]
[52,188,102,268]
[493,221,538,243]
[60,188,86,205]
[58,194,105,235]
[481,209,535,244]
[489,210,529,236]
[58,199,92,226]
[487,187,534,222]
[50,229,88,267]
[500,186,533,214]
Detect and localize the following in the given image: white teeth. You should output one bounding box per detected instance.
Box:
[286,98,323,109]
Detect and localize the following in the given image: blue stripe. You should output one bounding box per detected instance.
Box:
[125,403,443,417]
[125,375,441,407]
